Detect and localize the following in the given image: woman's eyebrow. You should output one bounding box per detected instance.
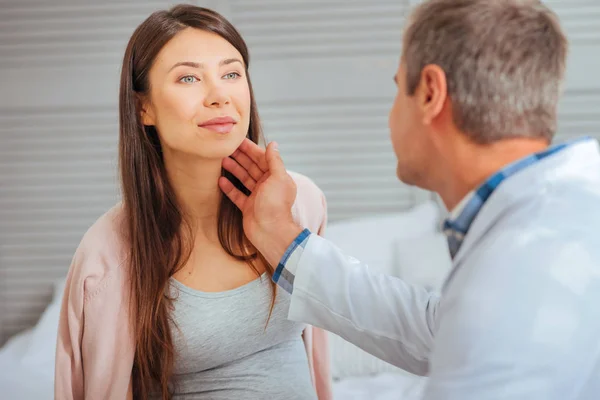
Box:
[168,58,243,72]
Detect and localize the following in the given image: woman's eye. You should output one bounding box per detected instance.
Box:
[180,75,198,84]
[224,72,241,80]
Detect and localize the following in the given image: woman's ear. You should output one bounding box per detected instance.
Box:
[138,95,156,126]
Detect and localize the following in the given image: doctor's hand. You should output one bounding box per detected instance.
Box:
[219,139,304,267]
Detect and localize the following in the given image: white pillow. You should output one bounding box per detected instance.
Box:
[324,201,440,275]
[20,301,60,377]
[52,277,67,302]
[323,201,441,380]
[393,231,453,291]
[327,333,405,380]
[20,277,66,377]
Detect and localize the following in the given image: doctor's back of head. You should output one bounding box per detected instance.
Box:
[389,0,568,211]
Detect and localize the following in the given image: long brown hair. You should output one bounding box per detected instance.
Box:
[118,5,271,399]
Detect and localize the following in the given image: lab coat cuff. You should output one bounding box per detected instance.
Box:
[272,228,312,294]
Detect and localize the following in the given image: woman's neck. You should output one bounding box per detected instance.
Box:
[163,150,223,239]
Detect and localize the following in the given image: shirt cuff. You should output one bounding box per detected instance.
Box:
[272,228,312,294]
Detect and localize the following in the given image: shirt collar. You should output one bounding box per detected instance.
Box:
[443,136,593,258]
[449,190,474,220]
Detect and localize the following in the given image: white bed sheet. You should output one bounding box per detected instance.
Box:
[0,329,54,400]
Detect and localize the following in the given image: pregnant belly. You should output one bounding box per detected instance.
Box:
[171,340,317,400]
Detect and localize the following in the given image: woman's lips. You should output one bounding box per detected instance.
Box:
[199,116,236,134]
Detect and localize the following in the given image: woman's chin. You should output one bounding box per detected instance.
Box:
[196,138,245,160]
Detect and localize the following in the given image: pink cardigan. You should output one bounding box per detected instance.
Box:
[55,171,332,400]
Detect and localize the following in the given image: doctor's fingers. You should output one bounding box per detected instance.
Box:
[222,156,258,191]
[230,148,266,182]
[218,176,248,211]
[237,138,269,172]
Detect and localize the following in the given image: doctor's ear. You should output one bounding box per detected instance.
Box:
[417,64,448,125]
[137,95,156,126]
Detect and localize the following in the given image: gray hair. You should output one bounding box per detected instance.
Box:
[403,0,568,144]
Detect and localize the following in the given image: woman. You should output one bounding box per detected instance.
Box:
[54,5,332,400]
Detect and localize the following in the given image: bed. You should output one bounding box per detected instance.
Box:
[0,328,55,400]
[0,201,449,400]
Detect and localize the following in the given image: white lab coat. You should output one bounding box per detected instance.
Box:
[286,139,600,399]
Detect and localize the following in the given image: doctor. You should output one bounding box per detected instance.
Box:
[219,0,600,399]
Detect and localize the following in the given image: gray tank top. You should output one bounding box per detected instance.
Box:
[166,273,317,400]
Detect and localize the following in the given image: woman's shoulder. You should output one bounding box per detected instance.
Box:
[69,203,129,298]
[78,203,127,258]
[288,171,328,233]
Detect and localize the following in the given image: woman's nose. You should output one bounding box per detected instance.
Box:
[204,82,230,108]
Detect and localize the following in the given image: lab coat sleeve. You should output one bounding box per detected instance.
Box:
[277,231,438,376]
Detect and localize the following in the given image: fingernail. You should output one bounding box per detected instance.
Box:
[273,142,279,152]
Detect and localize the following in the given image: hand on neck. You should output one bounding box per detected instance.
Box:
[436,135,550,212]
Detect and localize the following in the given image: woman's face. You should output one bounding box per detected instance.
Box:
[141,28,251,161]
